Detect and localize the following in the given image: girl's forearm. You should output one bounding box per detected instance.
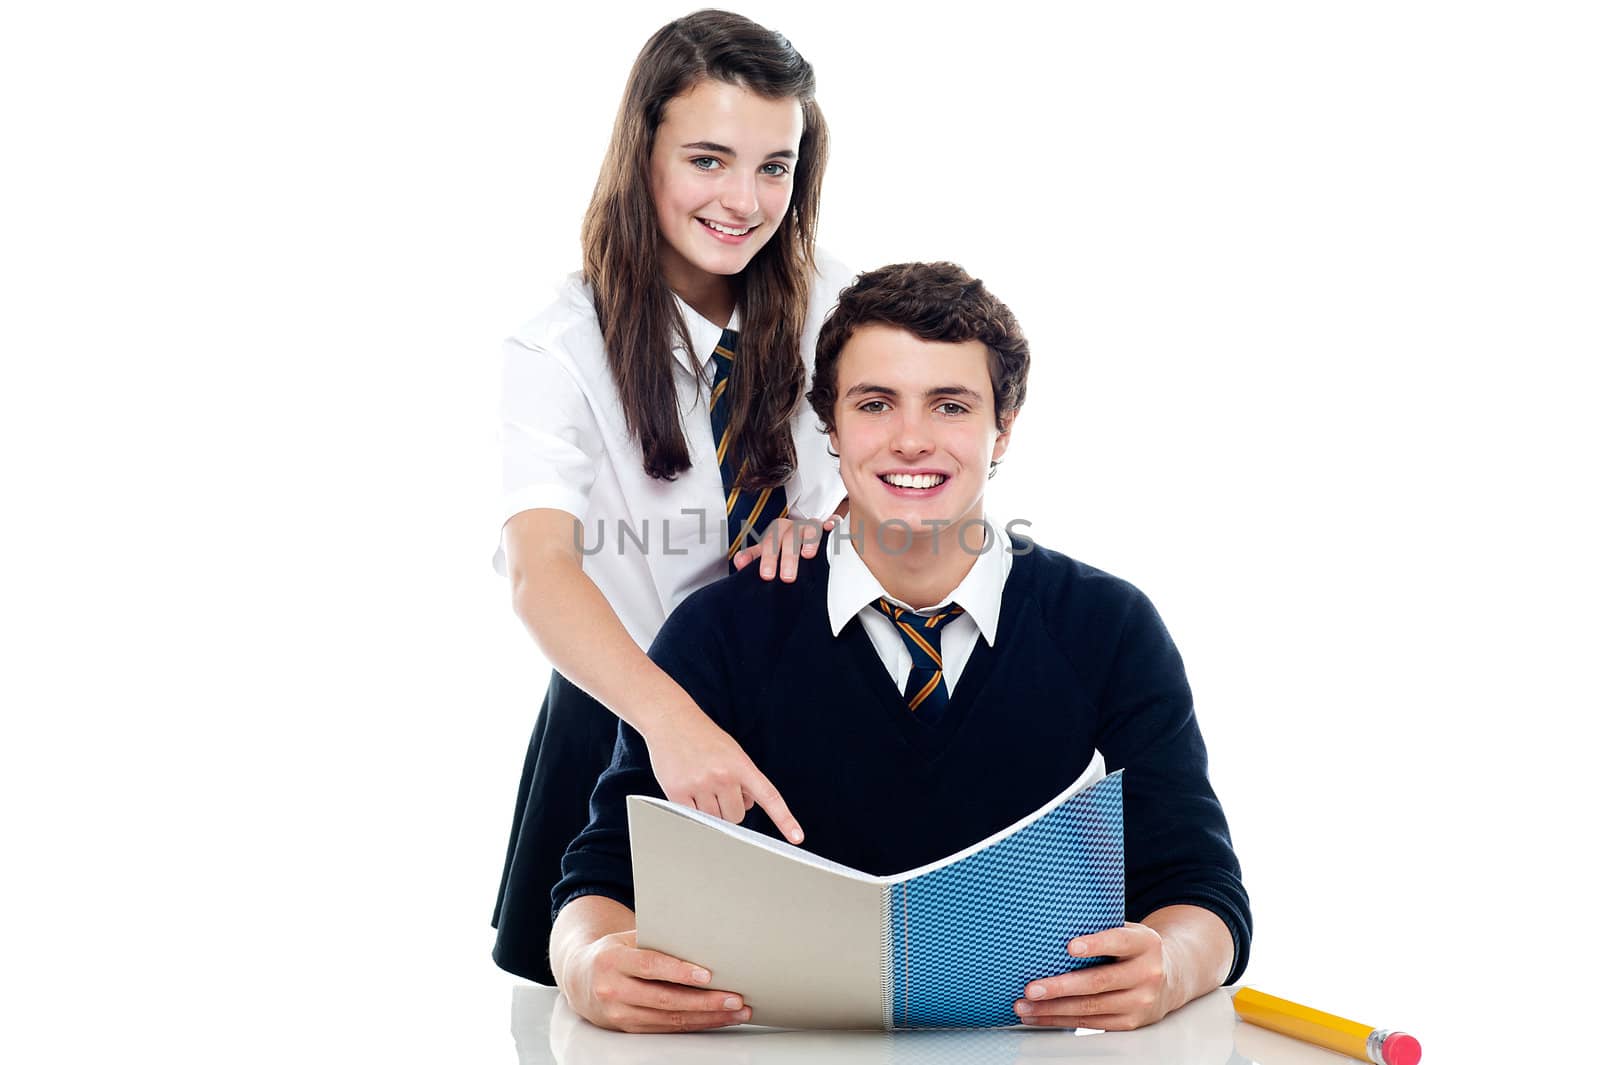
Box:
[504,510,690,737]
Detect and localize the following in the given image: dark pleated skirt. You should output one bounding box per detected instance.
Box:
[490,671,620,985]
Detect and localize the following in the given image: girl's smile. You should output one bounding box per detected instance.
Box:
[696,216,759,242]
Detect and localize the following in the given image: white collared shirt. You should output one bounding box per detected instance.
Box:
[495,253,855,649]
[824,514,1014,697]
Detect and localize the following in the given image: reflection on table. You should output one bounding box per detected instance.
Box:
[510,984,1364,1065]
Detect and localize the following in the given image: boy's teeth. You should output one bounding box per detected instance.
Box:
[884,473,946,489]
[702,219,751,235]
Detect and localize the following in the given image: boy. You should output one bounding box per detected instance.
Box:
[548,262,1250,1033]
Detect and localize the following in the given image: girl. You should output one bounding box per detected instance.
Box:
[490,10,852,985]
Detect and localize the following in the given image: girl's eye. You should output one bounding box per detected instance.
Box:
[759,162,790,177]
[691,157,723,171]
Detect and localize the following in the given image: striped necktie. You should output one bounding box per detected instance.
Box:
[871,597,966,721]
[710,327,787,570]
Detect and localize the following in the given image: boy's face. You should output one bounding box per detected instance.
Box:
[828,324,1014,541]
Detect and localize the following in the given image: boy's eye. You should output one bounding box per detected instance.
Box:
[860,400,888,413]
[937,402,969,415]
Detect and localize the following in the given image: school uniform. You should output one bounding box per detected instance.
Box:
[824,514,1013,700]
[490,253,857,984]
[554,525,1253,986]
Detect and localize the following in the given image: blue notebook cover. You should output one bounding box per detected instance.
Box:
[885,772,1124,1028]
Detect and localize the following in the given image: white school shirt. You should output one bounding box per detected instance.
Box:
[823,513,1014,697]
[495,252,855,650]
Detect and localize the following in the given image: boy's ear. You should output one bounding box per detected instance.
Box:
[992,409,1019,463]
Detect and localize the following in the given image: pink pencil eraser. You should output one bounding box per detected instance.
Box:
[1381,1031,1422,1065]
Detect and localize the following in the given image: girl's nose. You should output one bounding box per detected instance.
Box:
[719,170,758,217]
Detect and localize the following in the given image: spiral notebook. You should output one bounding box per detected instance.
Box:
[629,751,1124,1029]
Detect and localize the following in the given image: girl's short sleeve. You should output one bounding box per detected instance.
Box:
[494,335,604,575]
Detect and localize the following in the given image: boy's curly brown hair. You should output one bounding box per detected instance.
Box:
[807,262,1030,433]
[806,260,1030,431]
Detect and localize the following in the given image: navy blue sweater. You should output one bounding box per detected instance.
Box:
[554,539,1252,984]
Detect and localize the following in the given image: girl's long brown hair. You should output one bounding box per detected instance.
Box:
[581,9,827,488]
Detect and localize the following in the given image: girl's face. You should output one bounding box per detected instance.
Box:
[649,79,803,300]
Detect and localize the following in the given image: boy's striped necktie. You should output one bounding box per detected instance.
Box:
[871,597,966,721]
[710,327,787,570]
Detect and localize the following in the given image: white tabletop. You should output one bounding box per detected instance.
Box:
[509,985,1362,1065]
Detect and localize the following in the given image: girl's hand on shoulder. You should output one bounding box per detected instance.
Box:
[643,707,805,845]
[732,512,841,582]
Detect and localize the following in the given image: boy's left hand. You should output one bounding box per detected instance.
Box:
[1012,922,1177,1031]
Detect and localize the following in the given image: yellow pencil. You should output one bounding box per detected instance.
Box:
[1233,987,1422,1065]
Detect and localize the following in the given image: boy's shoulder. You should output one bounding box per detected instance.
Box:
[1006,540,1171,665]
[651,549,827,657]
[1010,538,1154,617]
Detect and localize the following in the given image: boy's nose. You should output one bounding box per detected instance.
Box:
[891,415,934,458]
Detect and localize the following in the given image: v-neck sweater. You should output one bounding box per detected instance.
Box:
[553,536,1253,984]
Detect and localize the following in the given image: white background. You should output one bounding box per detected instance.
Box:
[3,2,1594,1062]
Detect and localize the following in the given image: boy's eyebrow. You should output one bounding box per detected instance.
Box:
[926,386,985,403]
[843,383,986,403]
[844,382,899,399]
[681,141,798,160]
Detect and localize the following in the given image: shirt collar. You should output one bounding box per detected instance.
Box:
[824,513,1012,645]
[670,294,742,375]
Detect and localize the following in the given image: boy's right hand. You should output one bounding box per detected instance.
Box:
[563,929,750,1033]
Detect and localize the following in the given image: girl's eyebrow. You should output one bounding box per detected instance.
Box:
[680,140,797,160]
